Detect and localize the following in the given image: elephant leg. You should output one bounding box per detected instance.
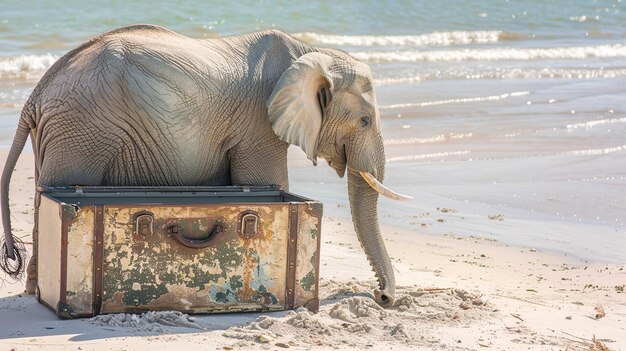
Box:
[25,231,37,294]
[25,190,40,294]
[228,141,289,190]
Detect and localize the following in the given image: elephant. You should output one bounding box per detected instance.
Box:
[1,24,410,307]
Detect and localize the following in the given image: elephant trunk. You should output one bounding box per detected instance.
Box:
[347,168,395,307]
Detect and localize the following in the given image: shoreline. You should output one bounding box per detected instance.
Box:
[1,151,624,350]
[6,149,625,265]
[288,151,626,265]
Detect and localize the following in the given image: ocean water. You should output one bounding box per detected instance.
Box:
[1,1,625,260]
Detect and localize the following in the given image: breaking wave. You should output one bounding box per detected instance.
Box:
[386,150,471,163]
[379,91,530,109]
[354,44,626,62]
[0,89,32,108]
[566,117,626,131]
[0,54,59,80]
[385,133,473,146]
[292,30,517,47]
[374,68,626,85]
[566,145,626,156]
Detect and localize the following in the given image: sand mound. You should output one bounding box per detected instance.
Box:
[223,280,494,349]
[91,311,207,332]
[84,280,578,349]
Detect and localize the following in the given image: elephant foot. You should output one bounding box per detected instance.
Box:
[25,276,37,294]
[25,255,37,294]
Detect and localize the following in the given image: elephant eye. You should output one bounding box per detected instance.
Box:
[360,116,370,127]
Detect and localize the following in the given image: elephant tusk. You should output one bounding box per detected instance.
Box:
[359,172,413,201]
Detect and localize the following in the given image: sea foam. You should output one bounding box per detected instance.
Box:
[0,54,59,79]
[566,117,626,131]
[354,44,626,62]
[385,133,473,146]
[566,145,626,156]
[386,150,471,163]
[293,31,511,47]
[379,91,530,109]
[374,68,626,85]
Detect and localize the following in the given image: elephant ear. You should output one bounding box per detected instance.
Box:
[267,52,335,165]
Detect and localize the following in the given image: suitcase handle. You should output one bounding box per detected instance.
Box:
[167,223,224,249]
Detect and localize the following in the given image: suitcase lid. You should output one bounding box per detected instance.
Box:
[38,185,320,205]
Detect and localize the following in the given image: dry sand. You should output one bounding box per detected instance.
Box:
[1,152,624,350]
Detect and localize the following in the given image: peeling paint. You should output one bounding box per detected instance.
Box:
[39,190,322,317]
[101,205,294,313]
[65,206,94,316]
[295,203,322,307]
[300,255,316,292]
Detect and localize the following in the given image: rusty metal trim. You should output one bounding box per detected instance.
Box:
[59,201,79,306]
[167,222,224,249]
[237,210,259,238]
[59,213,69,306]
[93,205,104,316]
[59,203,79,221]
[312,203,322,313]
[58,202,81,306]
[56,302,93,319]
[286,203,299,309]
[133,211,154,236]
[303,298,320,313]
[57,302,77,319]
[38,292,57,314]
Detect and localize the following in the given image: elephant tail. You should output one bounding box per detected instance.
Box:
[1,117,30,277]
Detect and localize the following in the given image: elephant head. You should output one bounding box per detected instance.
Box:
[267,51,411,307]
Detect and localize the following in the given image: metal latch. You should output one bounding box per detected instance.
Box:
[238,211,259,238]
[135,213,154,236]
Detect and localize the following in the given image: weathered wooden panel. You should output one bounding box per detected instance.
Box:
[37,195,62,310]
[100,205,291,313]
[295,202,322,311]
[36,186,322,318]
[65,205,94,315]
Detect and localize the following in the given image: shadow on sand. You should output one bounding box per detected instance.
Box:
[0,293,291,342]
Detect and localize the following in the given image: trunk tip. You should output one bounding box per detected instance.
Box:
[374,289,395,308]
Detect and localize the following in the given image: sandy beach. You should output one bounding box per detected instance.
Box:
[1,2,626,349]
[1,151,624,351]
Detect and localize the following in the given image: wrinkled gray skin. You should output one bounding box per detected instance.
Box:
[1,25,395,306]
